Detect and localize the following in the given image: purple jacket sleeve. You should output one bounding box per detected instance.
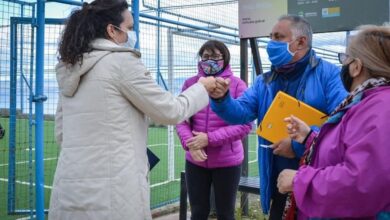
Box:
[175,79,194,151]
[207,123,252,147]
[208,78,252,147]
[293,99,390,218]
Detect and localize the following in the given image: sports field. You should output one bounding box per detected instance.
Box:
[0,117,258,220]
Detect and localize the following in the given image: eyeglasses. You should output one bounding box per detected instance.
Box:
[338,52,352,64]
[201,54,223,61]
[113,25,133,33]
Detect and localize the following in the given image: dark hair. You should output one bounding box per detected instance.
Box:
[198,40,230,69]
[58,0,129,65]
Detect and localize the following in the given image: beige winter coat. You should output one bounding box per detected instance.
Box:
[48,39,209,220]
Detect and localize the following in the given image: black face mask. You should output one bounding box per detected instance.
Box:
[340,63,354,92]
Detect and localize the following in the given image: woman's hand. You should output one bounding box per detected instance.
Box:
[186,131,208,150]
[277,169,297,194]
[189,149,207,162]
[198,77,216,93]
[209,77,230,99]
[284,115,311,144]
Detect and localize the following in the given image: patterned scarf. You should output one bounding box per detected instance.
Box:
[328,77,390,124]
[282,77,390,220]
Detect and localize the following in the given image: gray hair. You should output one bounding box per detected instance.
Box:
[278,15,313,47]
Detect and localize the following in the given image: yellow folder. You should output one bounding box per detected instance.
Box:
[256,91,328,143]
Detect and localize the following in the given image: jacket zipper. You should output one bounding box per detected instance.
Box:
[205,105,210,168]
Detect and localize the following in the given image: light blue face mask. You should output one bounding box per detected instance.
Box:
[120,30,137,49]
[114,26,137,49]
[266,40,296,68]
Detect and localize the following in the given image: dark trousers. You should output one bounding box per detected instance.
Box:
[269,190,288,220]
[185,161,241,220]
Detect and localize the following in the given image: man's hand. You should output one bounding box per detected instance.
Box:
[209,77,230,99]
[189,149,207,162]
[271,137,295,158]
[186,131,208,150]
[277,169,297,194]
[198,76,216,93]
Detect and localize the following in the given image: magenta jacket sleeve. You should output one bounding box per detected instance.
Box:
[293,96,390,218]
[176,120,192,151]
[175,79,193,151]
[208,78,252,147]
[207,123,252,147]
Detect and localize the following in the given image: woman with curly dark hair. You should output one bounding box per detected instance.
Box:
[49,0,216,219]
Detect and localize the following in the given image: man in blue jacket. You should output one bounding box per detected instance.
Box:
[208,15,347,219]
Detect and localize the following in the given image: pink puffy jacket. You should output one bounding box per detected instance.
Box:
[176,64,252,168]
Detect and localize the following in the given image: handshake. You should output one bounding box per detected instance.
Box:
[198,76,231,99]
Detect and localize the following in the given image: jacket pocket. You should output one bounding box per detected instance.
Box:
[57,178,110,211]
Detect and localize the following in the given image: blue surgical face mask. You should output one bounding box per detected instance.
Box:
[114,26,137,49]
[266,40,297,68]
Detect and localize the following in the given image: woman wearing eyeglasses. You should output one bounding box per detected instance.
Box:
[278,25,390,219]
[176,40,252,220]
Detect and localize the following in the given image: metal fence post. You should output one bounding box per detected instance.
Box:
[34,0,46,219]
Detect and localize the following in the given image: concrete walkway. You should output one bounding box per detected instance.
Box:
[153,212,183,220]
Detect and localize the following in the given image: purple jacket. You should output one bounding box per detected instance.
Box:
[176,65,252,168]
[294,86,390,219]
